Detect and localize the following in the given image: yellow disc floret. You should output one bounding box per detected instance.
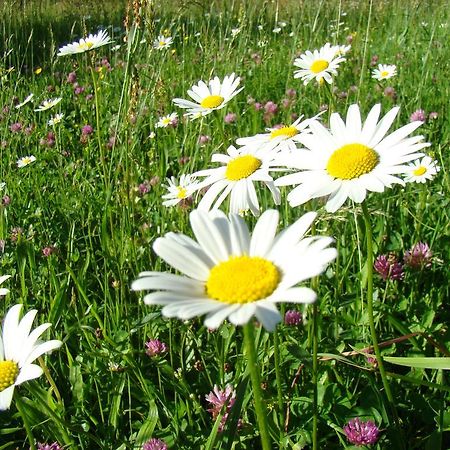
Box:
[206,255,280,303]
[0,360,19,392]
[200,95,225,109]
[380,71,389,78]
[225,155,262,181]
[177,186,187,198]
[270,126,299,140]
[310,59,329,74]
[326,143,379,180]
[413,166,427,176]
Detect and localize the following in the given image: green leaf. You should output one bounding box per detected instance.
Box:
[384,357,450,369]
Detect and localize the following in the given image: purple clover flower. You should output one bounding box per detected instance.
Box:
[284,310,302,326]
[410,109,426,122]
[343,418,380,446]
[37,443,62,450]
[142,438,168,450]
[374,254,404,281]
[145,339,168,357]
[205,385,236,432]
[404,242,433,269]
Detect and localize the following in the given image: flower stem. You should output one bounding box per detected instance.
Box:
[312,302,319,450]
[243,323,271,450]
[89,66,108,188]
[15,395,36,450]
[273,329,285,441]
[361,202,403,445]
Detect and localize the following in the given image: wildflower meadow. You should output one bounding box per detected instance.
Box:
[0,0,449,448]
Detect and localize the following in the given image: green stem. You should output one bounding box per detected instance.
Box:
[243,323,271,450]
[273,329,285,441]
[312,302,318,450]
[90,66,108,188]
[15,395,36,450]
[361,202,403,445]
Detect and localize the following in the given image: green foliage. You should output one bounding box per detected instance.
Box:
[0,0,449,448]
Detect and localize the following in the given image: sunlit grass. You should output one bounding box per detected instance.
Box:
[0,0,449,448]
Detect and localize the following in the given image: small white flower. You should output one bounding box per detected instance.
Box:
[332,44,351,56]
[372,64,397,81]
[404,156,440,183]
[0,304,62,410]
[162,174,199,207]
[57,30,112,56]
[193,143,282,216]
[48,113,64,126]
[278,21,287,28]
[111,44,121,52]
[231,28,241,37]
[132,209,337,331]
[148,131,156,139]
[0,182,6,191]
[236,114,322,154]
[153,35,173,50]
[273,27,282,33]
[156,112,178,128]
[0,275,11,296]
[34,97,62,112]
[173,73,243,119]
[293,42,346,85]
[15,94,34,109]
[17,155,36,168]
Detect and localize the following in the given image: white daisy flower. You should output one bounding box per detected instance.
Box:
[293,42,346,85]
[17,155,36,168]
[34,97,62,112]
[275,104,430,212]
[57,30,112,56]
[162,174,199,207]
[0,304,62,410]
[48,113,64,126]
[0,275,11,296]
[372,64,397,81]
[132,209,337,331]
[404,156,440,183]
[173,73,243,119]
[193,144,282,216]
[15,94,34,109]
[235,114,322,154]
[153,35,173,50]
[155,112,178,128]
[332,44,351,56]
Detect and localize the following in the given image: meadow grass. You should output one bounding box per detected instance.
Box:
[0,0,449,448]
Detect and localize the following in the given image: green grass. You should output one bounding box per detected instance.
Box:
[0,0,449,448]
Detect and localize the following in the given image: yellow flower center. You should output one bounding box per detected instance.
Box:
[177,186,187,198]
[380,70,389,78]
[326,143,379,180]
[0,360,19,392]
[310,59,329,74]
[225,155,262,181]
[270,126,299,139]
[206,255,280,303]
[413,166,427,176]
[200,95,224,109]
[162,118,171,125]
[80,41,94,50]
[159,41,166,46]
